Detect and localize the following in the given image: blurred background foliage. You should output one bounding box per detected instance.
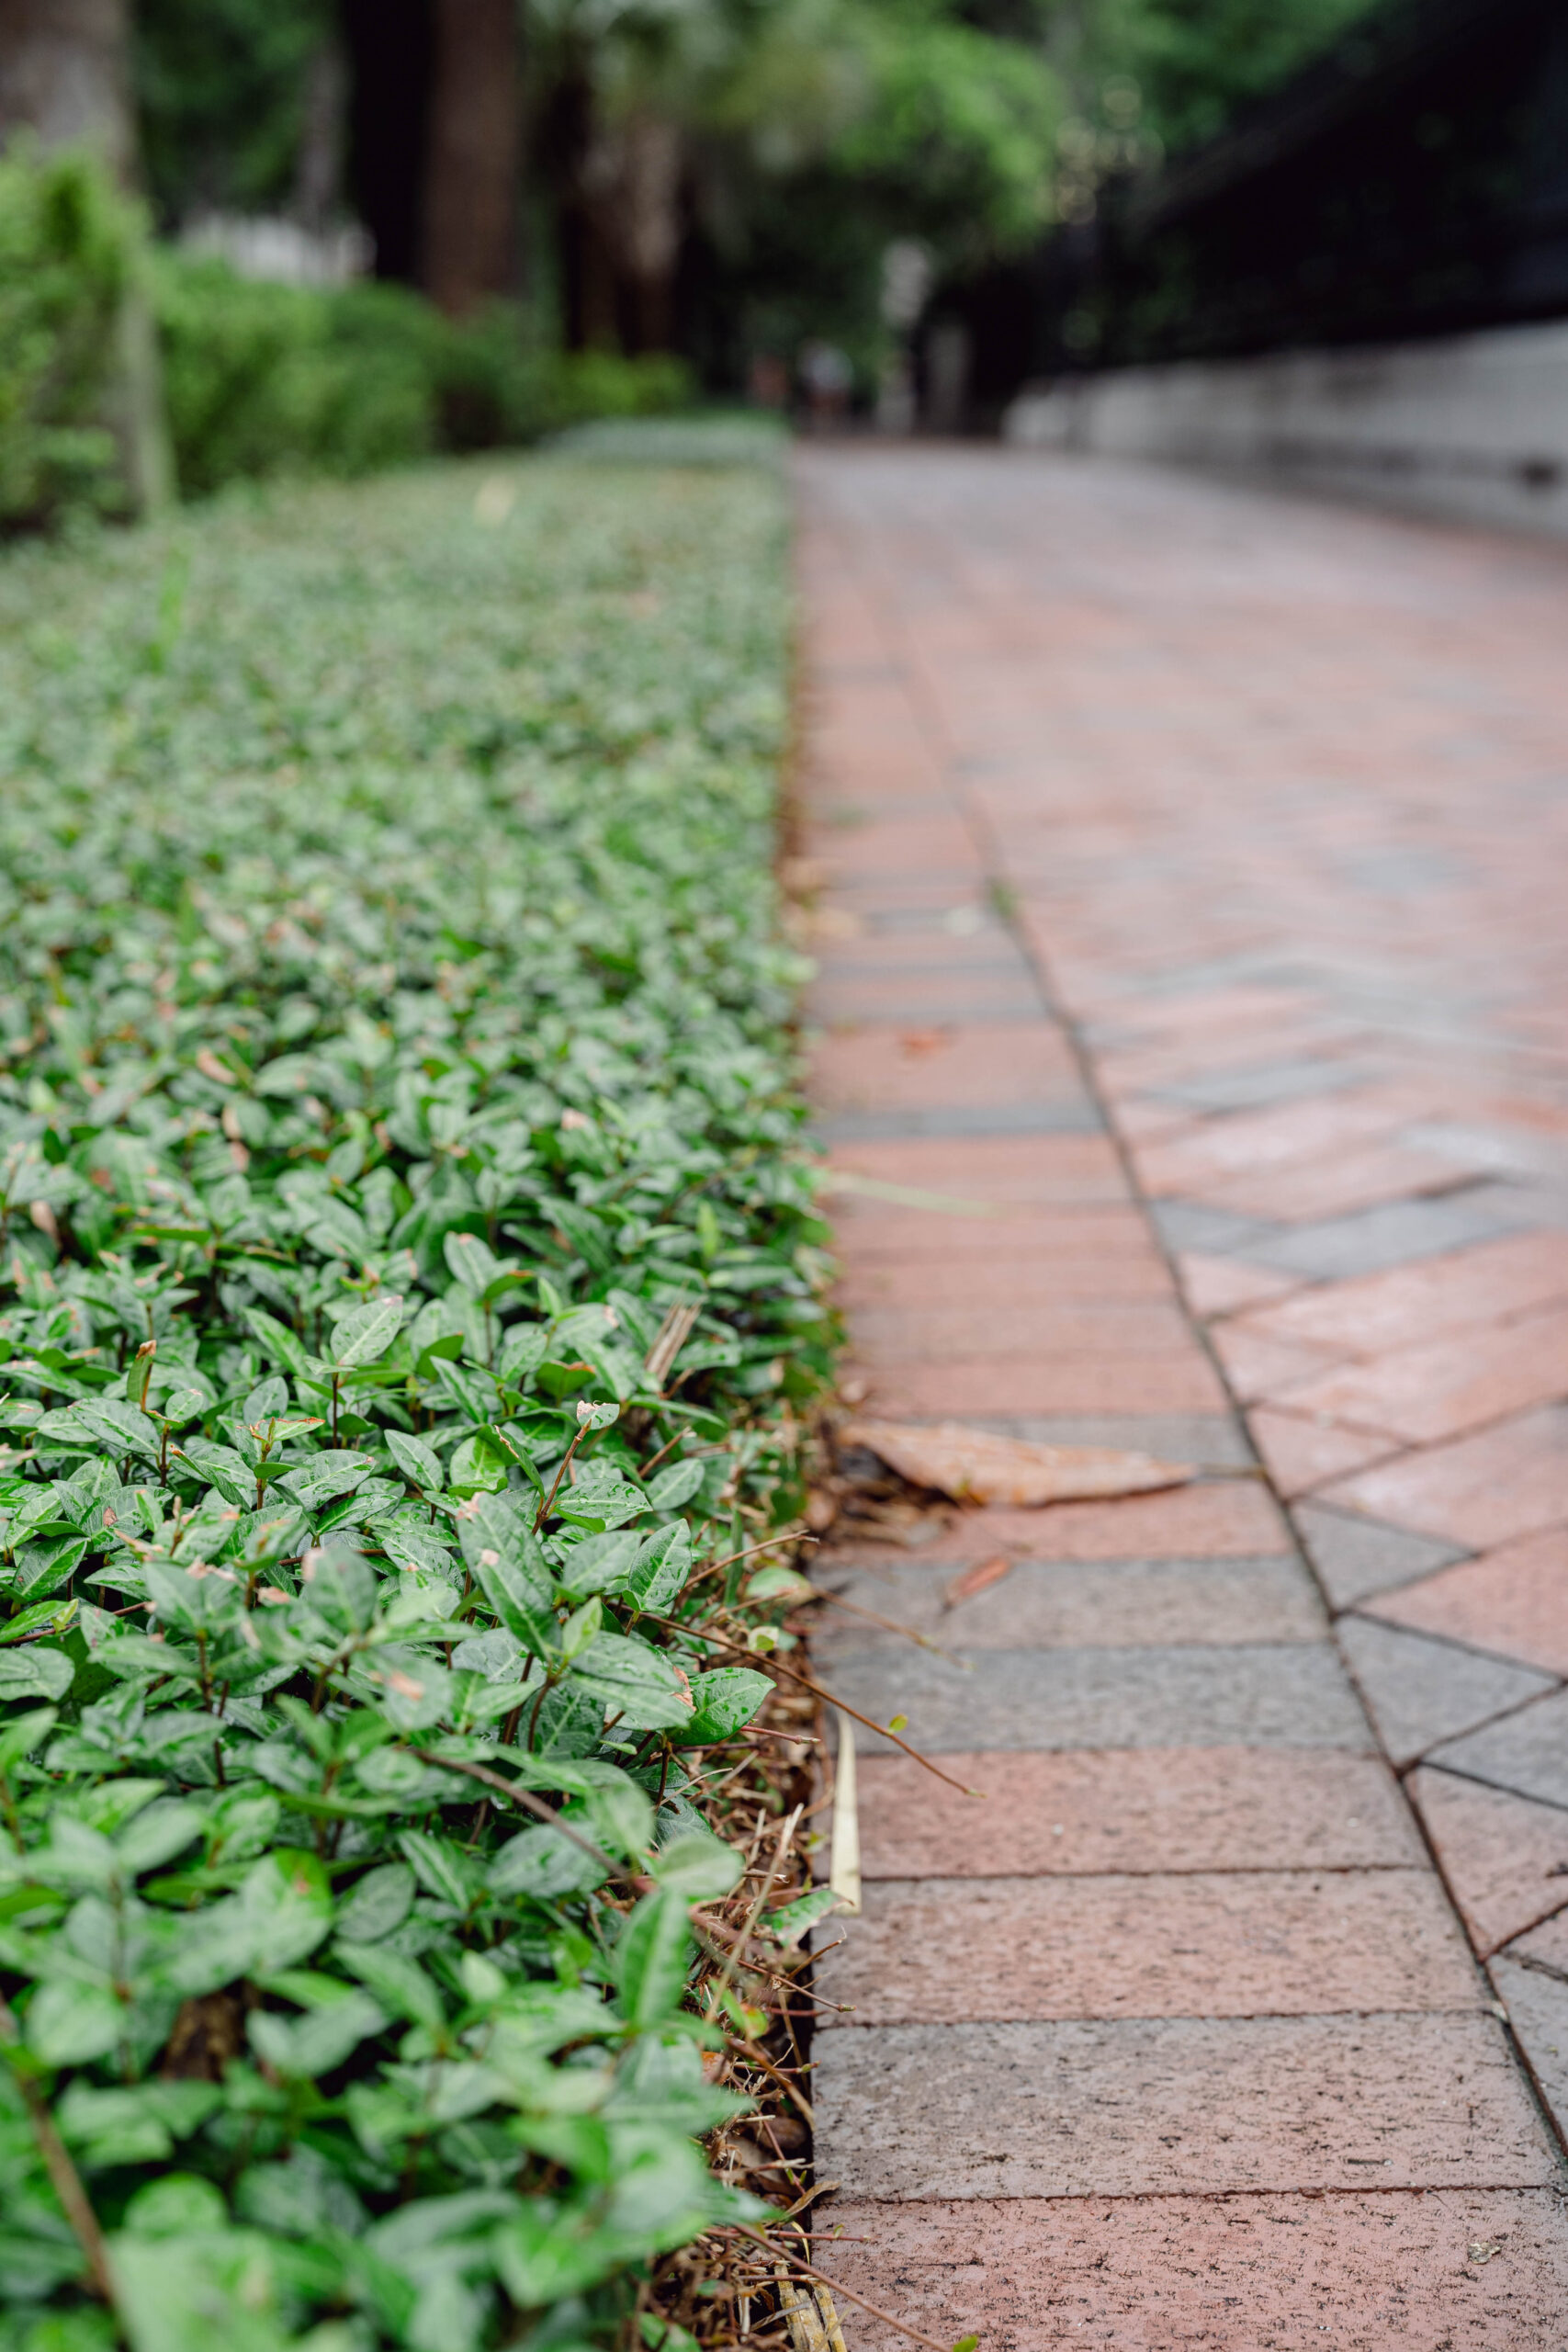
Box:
[0,0,1381,526]
[1044,0,1379,156]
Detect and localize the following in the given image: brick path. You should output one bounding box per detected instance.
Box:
[796,448,1568,2346]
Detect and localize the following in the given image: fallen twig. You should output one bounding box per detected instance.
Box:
[643,1613,986,1798]
[720,2229,953,2352]
[0,1997,119,2312]
[411,1748,622,1877]
[681,1534,820,1605]
[805,1582,965,1659]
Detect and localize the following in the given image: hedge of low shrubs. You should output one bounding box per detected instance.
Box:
[0,144,136,529]
[0,449,829,2348]
[154,262,693,499]
[0,146,693,529]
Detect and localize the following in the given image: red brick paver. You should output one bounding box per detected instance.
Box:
[795,447,1568,2346]
[818,2193,1568,2349]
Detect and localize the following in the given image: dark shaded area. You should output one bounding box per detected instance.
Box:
[938,253,1051,428]
[341,0,432,283]
[1032,0,1568,379]
[536,64,604,352]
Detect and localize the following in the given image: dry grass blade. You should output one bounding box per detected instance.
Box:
[841,1418,1193,1507]
[816,2284,852,2352]
[711,1804,802,2009]
[816,1170,999,1218]
[645,1300,701,1389]
[728,2231,954,2352]
[776,2267,829,2352]
[774,2269,850,2352]
[807,1583,962,1657]
[829,1713,860,1916]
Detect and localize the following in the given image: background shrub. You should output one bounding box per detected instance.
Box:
[154,253,695,499]
[0,146,141,531]
[152,260,438,493]
[0,145,697,526]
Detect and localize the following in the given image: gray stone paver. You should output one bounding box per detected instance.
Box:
[812,2014,1556,2199]
[1489,1960,1568,2143]
[1293,1501,1471,1609]
[816,1099,1103,1142]
[1428,1688,1568,1810]
[1243,1191,1523,1280]
[827,1640,1371,1752]
[817,1555,1325,1648]
[1337,1615,1559,1767]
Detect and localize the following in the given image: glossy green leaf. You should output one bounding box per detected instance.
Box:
[615,1886,694,2027]
[383,1430,444,1493]
[567,1633,694,1730]
[671,1666,773,1745]
[332,1295,404,1369]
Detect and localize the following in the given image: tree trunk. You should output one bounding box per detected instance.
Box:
[293,41,348,235]
[0,0,137,180]
[613,111,682,354]
[422,0,521,316]
[0,0,173,516]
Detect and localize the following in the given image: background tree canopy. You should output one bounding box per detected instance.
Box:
[119,0,1383,382]
[1043,0,1381,154]
[134,0,337,220]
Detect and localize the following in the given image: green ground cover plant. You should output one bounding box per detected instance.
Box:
[0,451,836,2350]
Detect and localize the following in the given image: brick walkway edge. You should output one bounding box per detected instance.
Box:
[796,447,1568,2348]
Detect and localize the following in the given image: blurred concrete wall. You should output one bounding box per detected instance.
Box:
[1004,321,1568,539]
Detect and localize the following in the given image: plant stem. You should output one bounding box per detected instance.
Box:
[410,1749,620,1874]
[641,1612,983,1798]
[533,1421,590,1531]
[0,1999,120,2315]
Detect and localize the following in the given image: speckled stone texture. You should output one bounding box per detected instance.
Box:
[811,2015,1555,2198]
[815,1871,1478,2022]
[845,1747,1422,1878]
[813,2193,1568,2348]
[825,1641,1371,1754]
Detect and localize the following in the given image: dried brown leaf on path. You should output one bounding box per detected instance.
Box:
[840,1418,1193,1508]
[943,1553,1015,1609]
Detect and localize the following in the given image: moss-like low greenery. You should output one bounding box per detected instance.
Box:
[0,452,833,2351]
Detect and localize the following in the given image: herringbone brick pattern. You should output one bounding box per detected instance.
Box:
[798,447,1568,2346]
